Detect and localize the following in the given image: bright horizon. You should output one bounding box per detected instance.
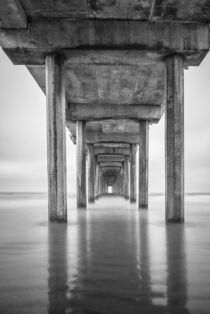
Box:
[0,48,210,194]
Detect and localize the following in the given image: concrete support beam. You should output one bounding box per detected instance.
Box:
[76,121,86,208]
[68,103,164,122]
[46,54,67,222]
[82,131,140,144]
[1,21,208,61]
[88,144,95,203]
[97,155,125,162]
[0,0,27,29]
[139,121,149,208]
[99,162,122,168]
[130,144,137,203]
[124,156,129,199]
[94,147,130,156]
[165,55,184,223]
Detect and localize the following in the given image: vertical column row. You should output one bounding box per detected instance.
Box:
[45,54,184,222]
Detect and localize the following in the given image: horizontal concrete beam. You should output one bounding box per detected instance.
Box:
[97,155,125,162]
[94,147,130,156]
[85,132,140,144]
[6,50,165,66]
[101,166,121,172]
[1,21,208,64]
[99,162,122,168]
[0,0,27,29]
[94,143,130,148]
[67,103,164,122]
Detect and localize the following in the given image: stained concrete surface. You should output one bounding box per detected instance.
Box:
[0,193,209,314]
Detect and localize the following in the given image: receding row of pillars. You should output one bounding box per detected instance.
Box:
[87,145,137,202]
[46,53,184,223]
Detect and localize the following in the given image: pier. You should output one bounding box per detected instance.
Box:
[0,1,209,223]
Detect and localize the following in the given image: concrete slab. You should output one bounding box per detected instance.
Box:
[2,0,210,22]
[0,0,27,29]
[68,120,140,144]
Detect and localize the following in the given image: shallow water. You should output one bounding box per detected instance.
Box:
[0,193,209,314]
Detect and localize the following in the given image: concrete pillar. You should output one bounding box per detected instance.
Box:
[124,156,129,199]
[139,121,149,208]
[98,169,102,196]
[76,121,86,208]
[165,55,184,223]
[119,169,123,195]
[46,54,67,222]
[94,160,99,199]
[116,174,120,195]
[130,144,137,203]
[87,144,95,203]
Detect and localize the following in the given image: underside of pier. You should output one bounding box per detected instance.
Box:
[0,0,210,222]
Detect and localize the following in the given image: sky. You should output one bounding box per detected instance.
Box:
[0,48,210,193]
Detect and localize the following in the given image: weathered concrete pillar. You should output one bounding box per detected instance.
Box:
[124,156,129,199]
[46,54,67,222]
[130,144,137,203]
[94,161,99,199]
[98,169,102,196]
[76,121,86,208]
[139,121,149,208]
[87,144,95,203]
[119,169,123,195]
[116,174,120,195]
[165,55,184,223]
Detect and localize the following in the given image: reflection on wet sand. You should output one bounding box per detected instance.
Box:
[47,197,191,314]
[0,194,209,314]
[48,224,68,314]
[166,225,190,314]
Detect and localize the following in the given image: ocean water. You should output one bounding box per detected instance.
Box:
[0,193,209,314]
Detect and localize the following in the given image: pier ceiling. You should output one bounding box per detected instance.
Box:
[26,60,165,122]
[67,120,141,144]
[26,58,165,105]
[1,0,210,24]
[1,21,208,67]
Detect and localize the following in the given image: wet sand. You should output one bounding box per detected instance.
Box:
[0,193,209,314]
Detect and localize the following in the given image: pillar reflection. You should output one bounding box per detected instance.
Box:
[166,225,190,314]
[48,224,68,314]
[47,204,191,314]
[135,210,167,313]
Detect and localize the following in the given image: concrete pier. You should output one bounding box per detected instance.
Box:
[76,121,86,208]
[130,144,137,203]
[0,1,209,222]
[139,122,149,208]
[165,55,184,223]
[46,54,67,222]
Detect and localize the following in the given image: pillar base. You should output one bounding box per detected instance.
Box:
[88,198,95,203]
[50,216,67,223]
[139,204,148,209]
[166,217,184,223]
[77,204,87,209]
